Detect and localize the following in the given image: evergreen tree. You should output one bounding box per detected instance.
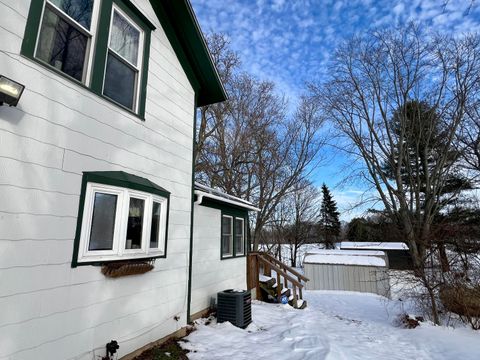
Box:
[319,184,341,249]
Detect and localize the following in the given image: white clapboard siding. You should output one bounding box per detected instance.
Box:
[0,0,197,358]
[191,205,247,315]
[0,186,79,217]
[1,0,30,17]
[0,158,82,194]
[0,3,25,38]
[0,130,65,169]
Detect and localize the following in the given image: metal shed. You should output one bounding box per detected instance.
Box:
[303,250,390,297]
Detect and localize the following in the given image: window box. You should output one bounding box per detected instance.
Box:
[72,171,169,266]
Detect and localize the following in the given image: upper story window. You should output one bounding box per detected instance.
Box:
[72,172,169,266]
[103,6,144,111]
[22,0,155,118]
[35,0,99,83]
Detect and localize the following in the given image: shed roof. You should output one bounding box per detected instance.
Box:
[304,253,387,267]
[340,242,409,251]
[149,0,227,106]
[305,249,387,257]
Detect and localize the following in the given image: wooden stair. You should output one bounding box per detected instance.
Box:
[248,252,309,309]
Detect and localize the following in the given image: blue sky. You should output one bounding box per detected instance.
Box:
[190,0,480,219]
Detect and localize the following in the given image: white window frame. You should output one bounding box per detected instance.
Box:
[221,215,234,258]
[149,196,168,250]
[77,182,167,263]
[102,3,145,112]
[34,0,101,85]
[235,217,245,256]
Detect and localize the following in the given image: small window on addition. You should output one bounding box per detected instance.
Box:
[221,213,247,259]
[73,172,169,266]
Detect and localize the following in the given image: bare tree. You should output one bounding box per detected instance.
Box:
[196,33,327,251]
[273,181,320,267]
[311,26,480,324]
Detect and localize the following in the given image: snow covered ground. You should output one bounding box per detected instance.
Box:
[182,291,480,360]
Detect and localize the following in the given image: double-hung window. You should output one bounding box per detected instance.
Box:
[73,172,169,265]
[221,214,246,259]
[35,0,99,83]
[103,6,144,111]
[22,0,153,118]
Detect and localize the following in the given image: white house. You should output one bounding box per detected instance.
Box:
[0,1,256,359]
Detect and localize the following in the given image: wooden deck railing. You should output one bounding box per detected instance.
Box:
[247,252,309,308]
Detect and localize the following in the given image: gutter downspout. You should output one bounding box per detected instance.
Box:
[194,193,204,205]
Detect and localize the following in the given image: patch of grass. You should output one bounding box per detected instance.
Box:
[133,339,189,360]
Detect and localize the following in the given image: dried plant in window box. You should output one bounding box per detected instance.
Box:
[101,259,155,278]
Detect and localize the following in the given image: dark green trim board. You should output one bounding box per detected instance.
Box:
[21,0,152,119]
[20,0,43,58]
[186,99,198,324]
[71,171,170,267]
[197,197,251,215]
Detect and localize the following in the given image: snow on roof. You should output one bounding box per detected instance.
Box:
[305,249,386,257]
[304,253,387,267]
[340,242,409,251]
[194,182,260,211]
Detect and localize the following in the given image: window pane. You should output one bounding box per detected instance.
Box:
[126,197,145,249]
[36,6,88,81]
[49,0,94,29]
[150,201,161,249]
[222,216,232,235]
[222,235,232,255]
[222,216,232,255]
[109,10,140,65]
[235,218,244,254]
[103,53,136,109]
[89,193,117,251]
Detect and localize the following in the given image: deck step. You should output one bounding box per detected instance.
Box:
[258,274,306,309]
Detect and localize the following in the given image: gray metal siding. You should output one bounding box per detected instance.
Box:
[304,263,390,297]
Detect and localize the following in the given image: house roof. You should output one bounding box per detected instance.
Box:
[149,0,227,106]
[194,183,261,212]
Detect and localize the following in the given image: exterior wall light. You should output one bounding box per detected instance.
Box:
[0,75,25,107]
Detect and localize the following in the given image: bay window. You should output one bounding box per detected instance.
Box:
[73,172,169,266]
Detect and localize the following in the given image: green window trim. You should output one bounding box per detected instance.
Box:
[72,171,170,267]
[21,0,154,120]
[220,210,247,260]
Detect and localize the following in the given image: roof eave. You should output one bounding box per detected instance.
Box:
[149,0,227,107]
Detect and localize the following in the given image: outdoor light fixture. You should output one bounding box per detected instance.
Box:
[0,75,25,107]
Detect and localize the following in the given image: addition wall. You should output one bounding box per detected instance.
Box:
[190,204,247,317]
[0,0,195,359]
